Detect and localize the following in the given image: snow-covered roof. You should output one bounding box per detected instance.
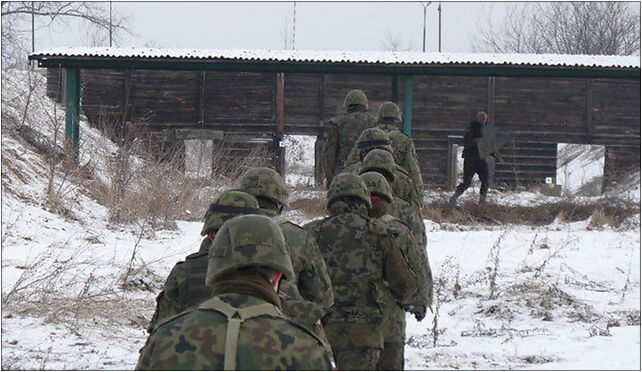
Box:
[30,47,640,69]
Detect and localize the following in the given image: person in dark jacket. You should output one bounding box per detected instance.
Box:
[449,111,501,206]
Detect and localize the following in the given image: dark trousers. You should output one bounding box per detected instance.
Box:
[455,156,489,197]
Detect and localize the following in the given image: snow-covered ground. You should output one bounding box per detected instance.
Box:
[2,69,640,370]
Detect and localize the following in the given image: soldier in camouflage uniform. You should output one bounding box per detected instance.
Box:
[360,150,432,324]
[360,171,434,370]
[306,172,418,370]
[238,168,334,332]
[322,89,377,184]
[361,148,427,253]
[146,191,261,333]
[136,215,335,370]
[376,102,425,208]
[342,127,394,174]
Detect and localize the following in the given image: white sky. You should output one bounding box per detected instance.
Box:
[33,1,510,53]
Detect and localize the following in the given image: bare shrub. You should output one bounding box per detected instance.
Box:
[486,232,506,299]
[587,207,617,230]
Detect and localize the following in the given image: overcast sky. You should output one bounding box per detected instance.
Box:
[35,1,510,53]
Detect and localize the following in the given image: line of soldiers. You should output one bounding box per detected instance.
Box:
[136,89,433,371]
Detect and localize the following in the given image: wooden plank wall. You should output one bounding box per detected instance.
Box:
[45,67,640,189]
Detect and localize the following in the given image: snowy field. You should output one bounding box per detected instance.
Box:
[2,69,640,370]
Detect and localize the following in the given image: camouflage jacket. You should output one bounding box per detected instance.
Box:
[307,201,417,349]
[323,110,377,181]
[389,197,427,264]
[380,213,432,313]
[136,293,333,370]
[378,123,425,207]
[147,237,212,333]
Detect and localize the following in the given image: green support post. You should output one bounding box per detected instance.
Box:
[64,68,80,161]
[403,75,413,136]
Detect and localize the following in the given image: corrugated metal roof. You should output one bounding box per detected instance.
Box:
[30,47,640,69]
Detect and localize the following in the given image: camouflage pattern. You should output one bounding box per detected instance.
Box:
[147,191,261,333]
[343,89,369,109]
[377,101,402,121]
[201,191,261,236]
[359,161,432,319]
[323,94,377,181]
[377,102,425,208]
[239,168,334,355]
[238,167,289,206]
[344,127,394,168]
[326,172,372,209]
[360,171,393,203]
[377,341,405,370]
[306,173,418,370]
[360,149,427,251]
[206,214,295,285]
[136,293,333,370]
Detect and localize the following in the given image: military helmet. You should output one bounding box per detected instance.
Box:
[361,149,396,183]
[205,214,294,286]
[326,172,372,209]
[201,191,261,236]
[360,171,393,203]
[378,101,402,121]
[356,127,393,154]
[239,167,289,206]
[343,89,369,109]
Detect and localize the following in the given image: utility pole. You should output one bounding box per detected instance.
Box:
[31,2,35,53]
[109,2,113,47]
[438,2,442,52]
[292,2,296,50]
[421,2,432,52]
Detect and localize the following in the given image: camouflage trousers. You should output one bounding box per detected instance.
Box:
[377,342,404,370]
[332,347,380,370]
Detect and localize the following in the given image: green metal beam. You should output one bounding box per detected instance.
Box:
[31,57,640,79]
[64,68,80,161]
[403,75,413,136]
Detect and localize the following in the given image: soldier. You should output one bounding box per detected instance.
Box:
[361,149,427,254]
[360,150,432,323]
[136,215,335,370]
[449,111,501,206]
[146,190,261,333]
[306,172,418,370]
[323,89,377,184]
[360,171,434,370]
[342,127,394,174]
[376,101,425,208]
[238,168,334,328]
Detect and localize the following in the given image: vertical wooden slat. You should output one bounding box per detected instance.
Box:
[586,78,593,144]
[197,71,206,127]
[487,76,496,124]
[403,75,414,136]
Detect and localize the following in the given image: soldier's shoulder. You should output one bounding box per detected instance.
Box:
[185,251,207,260]
[381,214,412,232]
[149,307,199,335]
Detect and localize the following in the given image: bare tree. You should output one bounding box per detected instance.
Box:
[380,29,416,52]
[475,2,640,56]
[1,2,129,68]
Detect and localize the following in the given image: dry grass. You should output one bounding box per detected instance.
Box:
[287,196,327,219]
[423,198,639,228]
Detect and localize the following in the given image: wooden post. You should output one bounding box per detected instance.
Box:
[275,72,286,175]
[446,135,463,191]
[64,68,80,162]
[403,75,413,136]
[314,73,326,186]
